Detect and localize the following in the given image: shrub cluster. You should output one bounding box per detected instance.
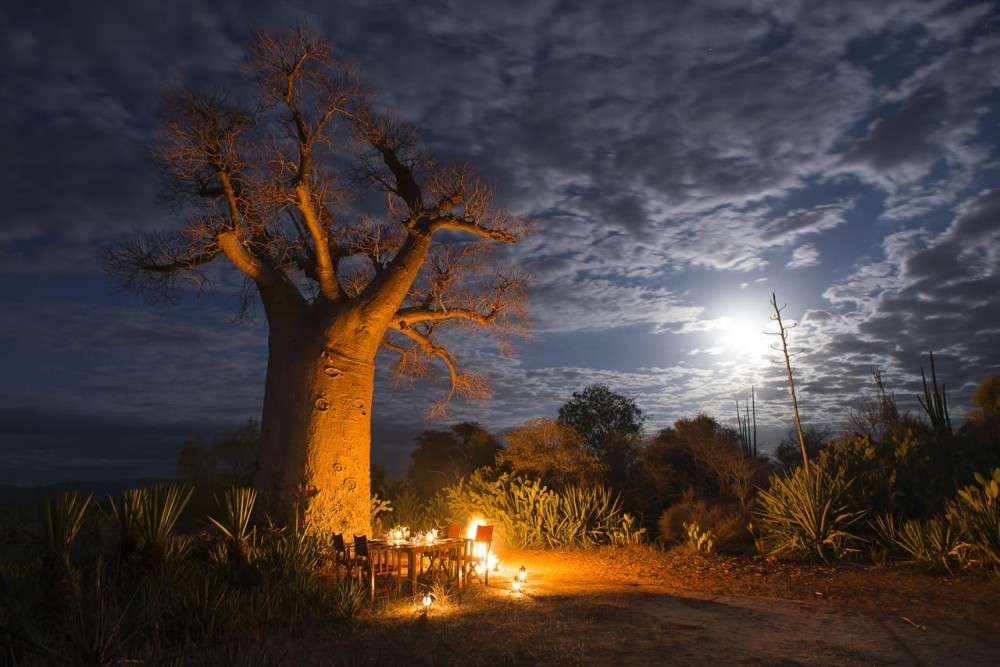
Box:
[442,469,645,548]
[752,463,1000,573]
[0,484,365,664]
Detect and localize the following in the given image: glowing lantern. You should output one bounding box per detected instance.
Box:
[511,579,523,594]
[422,593,433,609]
[518,566,527,583]
[424,529,437,544]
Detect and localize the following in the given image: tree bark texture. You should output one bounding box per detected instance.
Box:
[255,312,379,536]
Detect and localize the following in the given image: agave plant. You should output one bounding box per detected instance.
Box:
[57,558,136,666]
[40,492,93,565]
[753,465,865,561]
[330,578,368,624]
[873,513,965,572]
[207,486,258,582]
[256,515,323,586]
[136,484,193,569]
[107,488,145,563]
[870,512,900,561]
[948,468,1000,571]
[39,492,93,621]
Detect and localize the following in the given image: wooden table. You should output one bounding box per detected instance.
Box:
[367,537,470,596]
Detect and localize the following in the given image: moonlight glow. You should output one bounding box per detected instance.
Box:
[713,316,772,366]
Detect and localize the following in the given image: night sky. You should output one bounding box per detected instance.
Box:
[2,1,999,484]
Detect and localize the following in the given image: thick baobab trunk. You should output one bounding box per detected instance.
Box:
[255,314,378,536]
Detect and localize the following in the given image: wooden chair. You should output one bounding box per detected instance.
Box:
[332,533,352,581]
[353,534,397,601]
[473,524,494,586]
[441,522,466,583]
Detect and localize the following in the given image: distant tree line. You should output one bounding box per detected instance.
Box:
[179,371,1000,548]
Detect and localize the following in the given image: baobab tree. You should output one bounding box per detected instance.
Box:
[104,27,527,535]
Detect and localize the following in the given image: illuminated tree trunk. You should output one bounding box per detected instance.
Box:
[255,312,379,536]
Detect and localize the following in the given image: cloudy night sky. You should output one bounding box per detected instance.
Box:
[2,1,999,484]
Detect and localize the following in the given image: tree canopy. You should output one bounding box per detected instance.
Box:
[557,384,644,487]
[498,418,605,487]
[407,422,501,497]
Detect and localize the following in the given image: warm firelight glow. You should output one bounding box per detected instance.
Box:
[464,516,487,540]
[464,515,500,571]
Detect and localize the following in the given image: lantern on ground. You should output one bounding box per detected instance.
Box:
[518,566,527,583]
[511,579,523,594]
[422,593,433,609]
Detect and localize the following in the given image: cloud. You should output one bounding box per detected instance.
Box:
[1,0,999,481]
[787,244,820,269]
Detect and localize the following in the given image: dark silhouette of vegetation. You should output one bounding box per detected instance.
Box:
[176,419,261,486]
[406,422,501,498]
[773,426,829,472]
[735,386,758,458]
[644,414,770,548]
[918,351,953,435]
[558,384,645,491]
[768,292,809,471]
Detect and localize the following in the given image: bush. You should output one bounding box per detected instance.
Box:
[330,578,368,624]
[643,415,771,530]
[657,493,748,550]
[871,513,965,572]
[444,469,644,548]
[948,468,1000,571]
[370,494,393,535]
[381,484,452,533]
[255,518,324,587]
[753,464,865,562]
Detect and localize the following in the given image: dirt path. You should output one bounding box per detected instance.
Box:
[498,548,999,666]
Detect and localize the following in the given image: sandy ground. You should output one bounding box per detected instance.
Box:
[482,547,1000,666]
[287,545,1000,665]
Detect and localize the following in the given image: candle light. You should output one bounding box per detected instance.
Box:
[511,579,522,594]
[518,566,527,583]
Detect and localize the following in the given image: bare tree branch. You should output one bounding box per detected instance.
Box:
[106,26,526,420]
[394,307,497,327]
[102,230,221,303]
[387,323,491,417]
